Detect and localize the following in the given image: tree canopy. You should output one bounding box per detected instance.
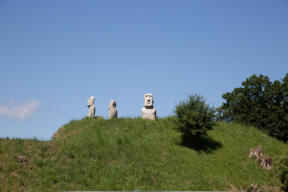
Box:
[219,74,288,142]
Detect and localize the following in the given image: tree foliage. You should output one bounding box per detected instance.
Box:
[174,94,216,137]
[219,74,288,142]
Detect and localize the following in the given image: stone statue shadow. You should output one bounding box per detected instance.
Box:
[178,134,222,153]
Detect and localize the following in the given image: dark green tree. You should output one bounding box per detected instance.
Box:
[220,73,288,141]
[174,94,216,138]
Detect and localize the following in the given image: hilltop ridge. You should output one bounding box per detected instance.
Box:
[0,118,287,191]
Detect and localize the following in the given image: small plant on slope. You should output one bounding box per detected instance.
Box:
[173,94,216,138]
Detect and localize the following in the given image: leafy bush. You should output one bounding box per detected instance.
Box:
[219,73,288,142]
[173,94,216,137]
[281,169,288,192]
[279,156,288,192]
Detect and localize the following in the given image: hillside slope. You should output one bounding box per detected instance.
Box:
[0,118,287,191]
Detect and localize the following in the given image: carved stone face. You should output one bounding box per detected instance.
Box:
[109,100,116,109]
[87,96,95,107]
[144,94,153,107]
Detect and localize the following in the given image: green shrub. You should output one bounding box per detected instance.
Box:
[281,169,288,192]
[279,156,288,192]
[173,94,216,137]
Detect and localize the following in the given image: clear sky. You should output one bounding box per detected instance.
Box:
[0,0,288,139]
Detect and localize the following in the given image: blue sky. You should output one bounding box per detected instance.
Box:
[0,0,287,139]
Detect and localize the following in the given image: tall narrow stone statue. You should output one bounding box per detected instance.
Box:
[141,93,156,120]
[87,96,95,118]
[108,100,117,119]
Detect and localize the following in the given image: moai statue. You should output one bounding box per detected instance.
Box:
[87,96,95,118]
[141,93,156,120]
[108,100,117,119]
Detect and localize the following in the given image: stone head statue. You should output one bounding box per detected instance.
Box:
[144,93,153,108]
[87,96,95,107]
[108,100,117,119]
[142,93,156,120]
[87,96,95,118]
[109,100,116,109]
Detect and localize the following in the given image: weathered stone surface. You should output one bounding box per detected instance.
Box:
[141,93,156,120]
[248,184,262,192]
[248,146,263,161]
[18,155,27,163]
[260,155,272,170]
[87,96,95,118]
[248,146,272,170]
[108,100,117,119]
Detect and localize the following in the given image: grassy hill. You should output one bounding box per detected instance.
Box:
[0,118,287,191]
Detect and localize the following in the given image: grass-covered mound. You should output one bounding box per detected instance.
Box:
[0,118,287,191]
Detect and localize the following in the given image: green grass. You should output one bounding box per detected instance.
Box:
[0,118,287,191]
